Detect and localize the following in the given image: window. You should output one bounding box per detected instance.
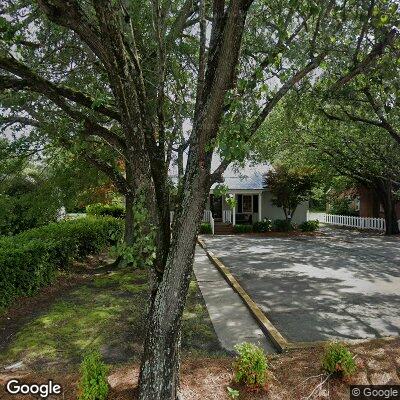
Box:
[242,195,252,213]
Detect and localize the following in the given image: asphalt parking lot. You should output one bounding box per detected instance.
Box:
[202,228,400,343]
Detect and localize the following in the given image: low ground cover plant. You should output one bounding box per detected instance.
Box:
[86,203,125,218]
[322,342,357,377]
[299,220,319,232]
[233,342,269,391]
[0,216,123,310]
[199,222,212,234]
[78,350,109,400]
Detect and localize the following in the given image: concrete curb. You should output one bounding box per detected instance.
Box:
[197,238,399,353]
[198,238,289,352]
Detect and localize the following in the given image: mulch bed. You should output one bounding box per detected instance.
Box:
[232,231,324,237]
[1,338,399,399]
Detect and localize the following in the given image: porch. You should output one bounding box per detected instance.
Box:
[205,190,263,227]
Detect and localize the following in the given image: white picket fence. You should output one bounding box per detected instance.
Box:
[223,210,232,223]
[202,210,214,234]
[307,211,391,232]
[170,210,214,234]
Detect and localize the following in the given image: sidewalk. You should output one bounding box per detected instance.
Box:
[193,245,276,353]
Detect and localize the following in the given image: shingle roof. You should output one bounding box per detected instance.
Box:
[169,159,270,190]
[211,163,269,190]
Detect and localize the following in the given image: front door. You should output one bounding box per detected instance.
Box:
[210,195,222,219]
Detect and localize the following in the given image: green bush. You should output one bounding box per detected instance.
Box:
[298,220,319,232]
[78,351,109,400]
[272,219,294,232]
[233,224,253,234]
[322,342,357,377]
[329,197,358,216]
[0,216,123,310]
[233,342,268,389]
[253,220,272,232]
[86,203,125,218]
[199,223,212,234]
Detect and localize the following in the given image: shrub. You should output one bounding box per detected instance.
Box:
[78,351,109,400]
[329,197,358,216]
[233,224,253,234]
[86,203,125,218]
[322,342,357,377]
[199,223,212,234]
[0,216,123,310]
[227,387,240,399]
[233,342,268,390]
[298,220,319,232]
[253,220,272,232]
[271,219,294,232]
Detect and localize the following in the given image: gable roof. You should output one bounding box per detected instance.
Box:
[169,154,270,190]
[210,162,270,190]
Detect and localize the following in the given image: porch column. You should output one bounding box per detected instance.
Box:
[258,193,262,222]
[232,195,236,226]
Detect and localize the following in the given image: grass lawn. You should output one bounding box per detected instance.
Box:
[0,255,226,373]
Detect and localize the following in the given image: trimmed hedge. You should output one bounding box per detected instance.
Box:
[271,219,294,232]
[253,220,272,232]
[233,224,253,234]
[299,220,319,232]
[199,223,212,234]
[0,216,123,310]
[86,203,125,218]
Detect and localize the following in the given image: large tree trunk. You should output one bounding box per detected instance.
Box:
[374,180,399,235]
[138,158,210,400]
[124,192,135,245]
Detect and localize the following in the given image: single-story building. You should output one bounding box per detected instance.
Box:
[204,165,309,226]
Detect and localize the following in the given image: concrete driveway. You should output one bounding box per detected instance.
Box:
[201,227,400,343]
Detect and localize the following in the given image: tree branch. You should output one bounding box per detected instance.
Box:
[0,55,121,122]
[211,53,326,183]
[364,89,400,145]
[333,27,399,90]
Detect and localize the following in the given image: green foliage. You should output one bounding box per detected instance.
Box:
[111,196,156,268]
[0,217,123,310]
[0,171,60,236]
[272,219,294,232]
[86,203,125,218]
[329,197,358,216]
[199,223,212,234]
[213,184,229,198]
[227,387,240,399]
[265,165,315,220]
[213,185,236,209]
[233,342,268,389]
[233,224,253,234]
[78,351,109,400]
[299,220,319,232]
[252,220,272,232]
[322,342,357,377]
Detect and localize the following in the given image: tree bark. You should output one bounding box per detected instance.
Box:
[374,180,399,235]
[124,192,135,245]
[138,151,211,400]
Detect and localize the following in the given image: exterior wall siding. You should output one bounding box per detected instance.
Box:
[261,190,308,224]
[205,189,309,224]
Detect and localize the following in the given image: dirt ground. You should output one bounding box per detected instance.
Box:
[1,338,399,399]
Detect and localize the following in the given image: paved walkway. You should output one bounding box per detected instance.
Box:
[201,228,400,343]
[193,246,276,353]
